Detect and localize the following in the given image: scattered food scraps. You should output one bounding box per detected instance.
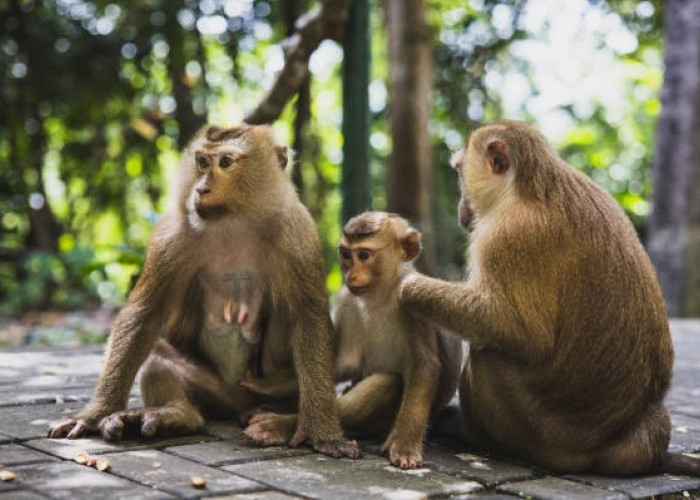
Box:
[74,451,110,472]
[73,451,89,465]
[96,458,111,471]
[0,471,16,481]
[189,476,207,489]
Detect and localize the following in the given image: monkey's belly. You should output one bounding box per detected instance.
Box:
[198,324,256,386]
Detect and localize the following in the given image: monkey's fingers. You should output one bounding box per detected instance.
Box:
[237,379,272,396]
[242,420,290,447]
[48,419,93,439]
[389,449,422,470]
[312,439,362,459]
[99,409,144,442]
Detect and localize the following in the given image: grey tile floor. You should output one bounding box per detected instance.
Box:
[0,320,699,499]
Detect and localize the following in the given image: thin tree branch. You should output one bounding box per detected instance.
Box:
[244,0,351,125]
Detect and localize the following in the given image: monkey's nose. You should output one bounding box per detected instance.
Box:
[196,186,211,195]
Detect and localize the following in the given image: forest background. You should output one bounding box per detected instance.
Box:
[1,0,698,346]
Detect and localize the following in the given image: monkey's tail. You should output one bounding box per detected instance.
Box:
[662,453,700,476]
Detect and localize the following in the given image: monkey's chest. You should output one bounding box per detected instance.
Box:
[359,316,410,376]
[196,257,268,385]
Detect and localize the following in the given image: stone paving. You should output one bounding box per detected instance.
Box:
[0,320,699,499]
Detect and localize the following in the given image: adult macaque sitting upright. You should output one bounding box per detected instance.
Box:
[48,124,358,459]
[399,120,700,476]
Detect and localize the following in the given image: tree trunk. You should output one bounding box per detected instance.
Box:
[287,0,310,196]
[647,0,700,317]
[383,0,435,272]
[341,0,371,223]
[164,4,203,149]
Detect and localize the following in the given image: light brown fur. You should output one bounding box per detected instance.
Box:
[48,124,359,459]
[399,120,677,475]
[243,212,462,469]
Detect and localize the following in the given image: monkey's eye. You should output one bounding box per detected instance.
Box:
[219,155,234,169]
[196,154,211,171]
[338,247,352,262]
[357,249,372,262]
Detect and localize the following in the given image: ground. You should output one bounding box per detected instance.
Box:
[0,320,699,499]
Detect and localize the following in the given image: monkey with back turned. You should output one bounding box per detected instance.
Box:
[49,124,359,459]
[399,120,700,476]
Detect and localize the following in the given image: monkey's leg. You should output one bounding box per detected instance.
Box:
[592,403,670,476]
[380,365,438,469]
[338,373,402,434]
[457,355,495,449]
[100,339,257,441]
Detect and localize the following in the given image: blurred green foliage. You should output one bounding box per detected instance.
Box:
[0,0,663,315]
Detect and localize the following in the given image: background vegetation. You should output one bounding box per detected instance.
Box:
[0,0,664,318]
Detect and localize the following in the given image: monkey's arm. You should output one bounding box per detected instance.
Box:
[49,219,182,438]
[239,371,299,398]
[332,292,363,383]
[381,320,440,469]
[399,273,554,359]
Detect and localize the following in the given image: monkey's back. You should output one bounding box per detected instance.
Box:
[472,159,673,454]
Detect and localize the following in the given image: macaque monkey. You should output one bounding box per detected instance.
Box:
[399,120,700,476]
[243,212,462,469]
[48,124,359,459]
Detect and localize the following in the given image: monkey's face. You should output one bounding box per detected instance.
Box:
[190,145,249,219]
[452,138,514,229]
[338,238,393,295]
[458,196,475,231]
[451,148,476,231]
[338,224,420,296]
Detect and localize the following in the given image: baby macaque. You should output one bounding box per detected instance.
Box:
[243,212,462,469]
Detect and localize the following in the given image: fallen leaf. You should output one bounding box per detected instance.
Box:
[189,476,207,489]
[0,470,16,481]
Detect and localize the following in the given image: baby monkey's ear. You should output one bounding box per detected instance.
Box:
[399,228,422,262]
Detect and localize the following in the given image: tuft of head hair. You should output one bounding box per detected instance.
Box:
[342,212,407,241]
[204,125,252,143]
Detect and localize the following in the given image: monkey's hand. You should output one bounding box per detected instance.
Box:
[242,412,297,446]
[289,427,361,459]
[238,375,299,398]
[48,416,99,439]
[380,432,423,470]
[311,439,362,459]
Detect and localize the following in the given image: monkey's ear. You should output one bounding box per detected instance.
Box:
[486,139,510,175]
[400,229,422,262]
[275,145,289,170]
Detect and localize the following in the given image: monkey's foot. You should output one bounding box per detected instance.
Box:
[381,437,423,469]
[48,418,98,439]
[312,439,362,459]
[242,412,296,446]
[99,405,204,442]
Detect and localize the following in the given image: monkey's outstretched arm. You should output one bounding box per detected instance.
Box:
[399,274,554,359]
[49,221,182,439]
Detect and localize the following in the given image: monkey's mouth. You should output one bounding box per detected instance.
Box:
[195,203,227,219]
[348,285,371,295]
